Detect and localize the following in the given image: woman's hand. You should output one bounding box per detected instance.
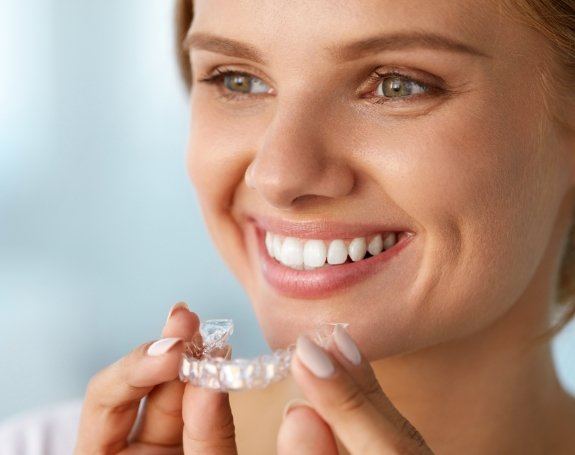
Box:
[74,302,238,454]
[277,325,434,455]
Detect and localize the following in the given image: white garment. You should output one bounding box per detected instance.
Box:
[0,398,147,455]
[0,400,83,455]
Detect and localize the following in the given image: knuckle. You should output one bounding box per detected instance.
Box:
[83,354,139,411]
[185,412,237,448]
[363,374,384,400]
[85,370,105,397]
[395,417,430,453]
[336,384,367,414]
[146,397,183,420]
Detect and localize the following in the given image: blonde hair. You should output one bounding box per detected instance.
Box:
[497,0,575,340]
[174,0,575,338]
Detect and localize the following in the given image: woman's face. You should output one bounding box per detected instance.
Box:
[185,0,574,358]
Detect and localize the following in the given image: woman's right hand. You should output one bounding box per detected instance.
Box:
[74,302,238,454]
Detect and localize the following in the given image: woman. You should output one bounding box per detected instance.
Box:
[5,0,575,453]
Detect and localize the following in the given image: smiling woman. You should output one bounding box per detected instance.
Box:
[79,0,575,453]
[167,1,575,452]
[4,0,575,454]
[175,0,575,338]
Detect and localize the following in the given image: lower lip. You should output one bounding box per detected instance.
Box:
[253,226,416,299]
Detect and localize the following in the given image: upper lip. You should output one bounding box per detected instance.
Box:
[247,214,414,240]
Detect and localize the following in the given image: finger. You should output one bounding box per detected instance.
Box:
[181,346,237,454]
[182,387,237,454]
[75,336,185,454]
[290,332,434,455]
[277,399,339,455]
[130,302,200,446]
[325,324,409,426]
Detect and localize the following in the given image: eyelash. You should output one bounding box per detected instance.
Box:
[197,67,444,105]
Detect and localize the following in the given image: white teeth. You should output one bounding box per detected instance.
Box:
[327,239,348,265]
[264,230,402,269]
[280,237,304,269]
[348,237,367,262]
[265,231,274,257]
[367,234,383,256]
[383,232,397,250]
[272,235,283,260]
[303,239,327,268]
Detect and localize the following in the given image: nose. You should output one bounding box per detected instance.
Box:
[245,111,355,210]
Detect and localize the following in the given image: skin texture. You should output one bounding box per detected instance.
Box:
[75,1,575,454]
[184,0,575,452]
[187,0,574,356]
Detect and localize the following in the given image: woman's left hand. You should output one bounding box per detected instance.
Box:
[277,325,434,454]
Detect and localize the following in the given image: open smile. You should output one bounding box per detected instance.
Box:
[247,216,416,299]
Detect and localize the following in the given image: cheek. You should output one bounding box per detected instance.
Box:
[357,94,566,341]
[186,97,256,283]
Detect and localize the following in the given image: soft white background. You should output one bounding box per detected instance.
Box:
[0,0,573,421]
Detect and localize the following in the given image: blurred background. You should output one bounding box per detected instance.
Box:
[0,0,574,422]
[0,0,266,420]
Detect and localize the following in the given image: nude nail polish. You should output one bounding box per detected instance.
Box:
[165,301,189,324]
[296,334,335,378]
[333,324,362,366]
[282,398,312,419]
[146,337,183,356]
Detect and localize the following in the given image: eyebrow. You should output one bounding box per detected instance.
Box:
[184,30,490,65]
[328,30,491,61]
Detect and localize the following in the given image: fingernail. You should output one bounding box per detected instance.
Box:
[146,337,183,356]
[166,301,189,323]
[296,334,335,378]
[333,324,361,366]
[282,398,312,420]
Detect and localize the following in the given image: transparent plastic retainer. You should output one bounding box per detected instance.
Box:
[178,319,349,391]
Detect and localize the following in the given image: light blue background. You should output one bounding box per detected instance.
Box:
[1,0,574,421]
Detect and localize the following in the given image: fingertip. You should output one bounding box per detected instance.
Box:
[332,324,362,366]
[163,301,201,339]
[123,339,184,387]
[282,398,312,420]
[146,337,184,357]
[277,402,338,455]
[167,301,189,320]
[293,335,336,379]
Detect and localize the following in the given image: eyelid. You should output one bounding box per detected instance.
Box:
[198,64,447,104]
[199,64,274,89]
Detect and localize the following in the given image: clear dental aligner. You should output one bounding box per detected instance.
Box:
[179,319,349,391]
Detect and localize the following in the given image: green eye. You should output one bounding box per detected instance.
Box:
[377,76,427,99]
[222,72,270,95]
[199,68,439,105]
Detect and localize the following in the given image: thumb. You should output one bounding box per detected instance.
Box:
[182,386,237,454]
[277,399,339,455]
[181,344,237,454]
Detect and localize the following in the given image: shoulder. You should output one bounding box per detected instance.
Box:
[0,399,83,455]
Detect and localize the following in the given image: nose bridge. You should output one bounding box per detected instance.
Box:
[250,100,354,209]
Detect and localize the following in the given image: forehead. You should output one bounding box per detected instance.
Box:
[190,0,505,61]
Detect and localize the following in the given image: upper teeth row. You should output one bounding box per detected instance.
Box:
[264,231,398,270]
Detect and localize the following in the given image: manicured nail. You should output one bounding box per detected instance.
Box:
[282,398,312,420]
[296,334,335,378]
[146,337,183,356]
[333,324,361,366]
[166,301,189,323]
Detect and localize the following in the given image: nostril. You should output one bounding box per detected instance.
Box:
[292,194,329,205]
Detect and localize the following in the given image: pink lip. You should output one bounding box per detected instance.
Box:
[248,219,416,299]
[252,215,414,240]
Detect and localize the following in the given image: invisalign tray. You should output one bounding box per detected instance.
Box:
[179,319,349,391]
